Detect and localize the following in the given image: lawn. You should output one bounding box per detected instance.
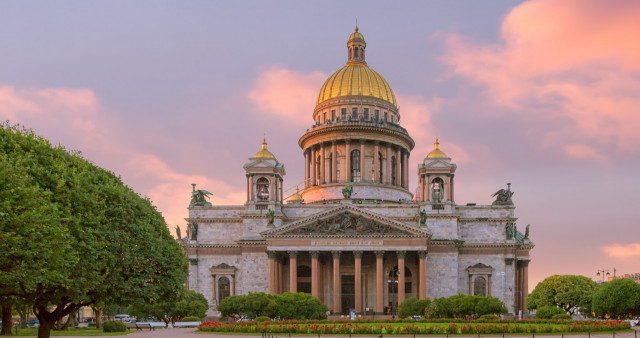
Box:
[14,328,134,336]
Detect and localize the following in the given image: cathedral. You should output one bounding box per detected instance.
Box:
[183,27,533,318]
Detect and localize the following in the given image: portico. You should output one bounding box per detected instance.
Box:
[261,204,431,315]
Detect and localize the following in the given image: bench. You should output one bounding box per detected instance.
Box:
[173,321,201,328]
[125,322,138,330]
[136,323,154,331]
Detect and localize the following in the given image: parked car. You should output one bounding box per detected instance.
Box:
[26,319,39,325]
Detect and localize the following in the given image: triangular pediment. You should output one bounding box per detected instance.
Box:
[244,158,278,169]
[424,160,451,168]
[262,204,432,238]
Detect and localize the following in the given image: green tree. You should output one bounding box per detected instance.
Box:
[272,292,327,320]
[592,278,640,319]
[535,305,566,319]
[528,275,598,314]
[398,297,432,318]
[128,289,209,324]
[474,295,507,316]
[0,124,188,338]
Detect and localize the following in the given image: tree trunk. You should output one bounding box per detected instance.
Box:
[37,317,54,338]
[94,308,102,329]
[1,303,12,335]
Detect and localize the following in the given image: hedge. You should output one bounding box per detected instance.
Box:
[198,319,630,334]
[102,320,127,332]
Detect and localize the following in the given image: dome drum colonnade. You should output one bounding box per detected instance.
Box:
[299,27,415,203]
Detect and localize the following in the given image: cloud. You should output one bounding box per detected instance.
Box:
[247,67,326,125]
[439,0,640,158]
[0,84,244,235]
[602,243,640,258]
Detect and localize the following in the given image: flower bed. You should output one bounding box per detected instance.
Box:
[198,319,630,334]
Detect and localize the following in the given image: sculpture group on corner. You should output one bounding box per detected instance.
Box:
[190,183,213,207]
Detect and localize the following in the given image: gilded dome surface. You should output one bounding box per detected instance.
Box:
[427,139,447,158]
[254,139,276,159]
[316,64,397,106]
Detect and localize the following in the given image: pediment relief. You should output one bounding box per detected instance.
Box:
[262,204,431,238]
[424,160,451,168]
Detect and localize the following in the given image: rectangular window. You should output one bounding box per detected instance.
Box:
[323,112,326,123]
[341,108,347,120]
[351,107,358,119]
[375,109,380,120]
[363,108,369,120]
[331,110,336,121]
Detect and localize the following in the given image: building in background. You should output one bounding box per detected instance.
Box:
[182,28,534,318]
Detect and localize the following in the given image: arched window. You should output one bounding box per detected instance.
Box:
[351,150,361,182]
[378,152,384,182]
[355,47,359,58]
[432,177,444,203]
[256,177,269,201]
[218,277,230,302]
[391,156,396,185]
[474,277,487,296]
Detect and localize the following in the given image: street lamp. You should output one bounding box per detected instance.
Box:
[596,269,610,283]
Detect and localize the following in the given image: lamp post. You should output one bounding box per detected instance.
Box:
[596,269,610,283]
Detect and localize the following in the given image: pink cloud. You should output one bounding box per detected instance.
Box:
[0,84,243,236]
[563,144,606,162]
[601,243,640,258]
[440,0,640,157]
[247,67,326,125]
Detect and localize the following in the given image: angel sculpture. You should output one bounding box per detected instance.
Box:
[175,225,181,239]
[491,183,514,206]
[266,209,275,226]
[190,183,213,206]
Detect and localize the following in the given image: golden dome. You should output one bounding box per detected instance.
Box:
[427,138,448,158]
[288,186,303,202]
[316,64,396,105]
[254,138,275,159]
[316,27,396,106]
[349,26,365,42]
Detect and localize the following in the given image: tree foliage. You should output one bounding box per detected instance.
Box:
[535,305,566,319]
[128,289,208,323]
[527,275,598,314]
[591,278,640,319]
[398,297,432,318]
[0,123,188,338]
[408,294,505,319]
[217,292,327,320]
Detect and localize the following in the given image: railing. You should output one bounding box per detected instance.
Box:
[309,119,409,135]
[259,331,638,338]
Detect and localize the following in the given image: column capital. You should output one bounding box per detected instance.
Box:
[397,250,406,259]
[267,251,276,259]
[359,139,366,144]
[375,251,385,258]
[331,250,342,258]
[517,259,530,267]
[288,251,298,258]
[345,139,351,144]
[418,250,428,258]
[310,251,320,258]
[353,250,363,258]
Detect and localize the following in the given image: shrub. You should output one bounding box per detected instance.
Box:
[536,305,566,319]
[479,314,498,320]
[102,320,126,332]
[254,316,271,322]
[181,316,202,322]
[552,313,571,320]
[273,292,328,320]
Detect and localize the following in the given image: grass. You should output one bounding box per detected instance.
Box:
[14,327,134,336]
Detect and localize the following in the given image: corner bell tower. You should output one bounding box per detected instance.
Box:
[244,139,286,211]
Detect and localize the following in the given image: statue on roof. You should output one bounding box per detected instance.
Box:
[419,209,427,226]
[190,183,213,207]
[342,184,353,199]
[175,225,181,240]
[524,224,530,239]
[491,183,514,206]
[266,209,275,226]
[505,222,515,240]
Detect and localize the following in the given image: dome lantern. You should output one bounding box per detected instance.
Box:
[347,26,367,65]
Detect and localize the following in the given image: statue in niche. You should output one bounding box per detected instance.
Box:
[432,182,442,204]
[190,223,198,240]
[524,224,530,239]
[342,184,353,199]
[175,225,181,239]
[190,183,213,206]
[266,209,275,226]
[491,183,514,206]
[505,222,514,240]
[419,209,427,226]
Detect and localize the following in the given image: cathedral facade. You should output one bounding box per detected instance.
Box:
[183,28,533,318]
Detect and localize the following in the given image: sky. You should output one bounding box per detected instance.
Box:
[1,0,639,291]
